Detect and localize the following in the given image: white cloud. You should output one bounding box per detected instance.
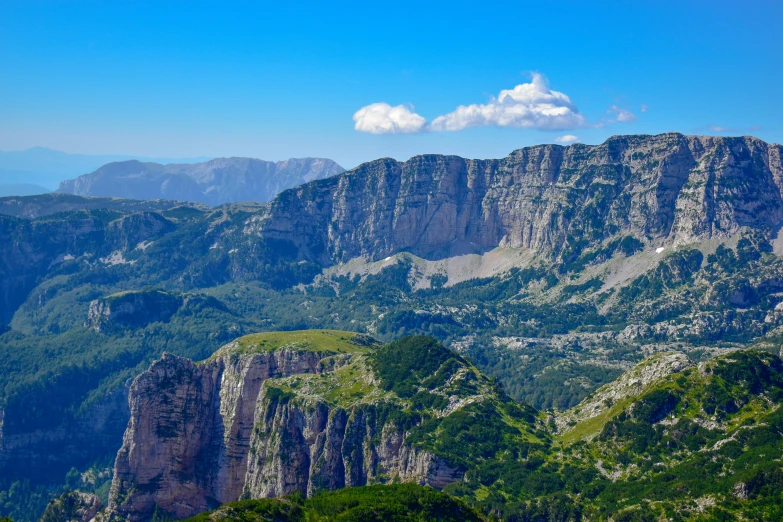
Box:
[555,135,579,144]
[429,73,586,132]
[353,103,427,134]
[608,105,637,123]
[353,73,638,135]
[640,104,648,113]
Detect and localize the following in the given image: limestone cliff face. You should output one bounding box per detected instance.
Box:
[248,134,783,263]
[244,392,460,500]
[105,334,468,521]
[107,349,323,520]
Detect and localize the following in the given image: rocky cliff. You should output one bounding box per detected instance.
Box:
[249,133,783,264]
[104,332,540,521]
[57,157,345,205]
[103,333,783,522]
[86,290,184,332]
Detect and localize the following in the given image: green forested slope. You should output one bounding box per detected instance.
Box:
[184,484,489,522]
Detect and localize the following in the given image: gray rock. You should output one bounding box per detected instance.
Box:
[249,134,783,264]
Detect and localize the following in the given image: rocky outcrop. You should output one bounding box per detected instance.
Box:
[106,350,313,520]
[57,157,345,205]
[86,290,183,332]
[104,334,466,521]
[40,491,103,522]
[556,352,692,434]
[87,290,229,333]
[248,134,783,264]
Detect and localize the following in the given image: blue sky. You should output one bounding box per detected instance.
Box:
[1,0,781,168]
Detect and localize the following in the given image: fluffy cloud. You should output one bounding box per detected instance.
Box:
[555,135,579,144]
[353,103,427,134]
[608,105,637,123]
[429,73,586,132]
[353,74,639,134]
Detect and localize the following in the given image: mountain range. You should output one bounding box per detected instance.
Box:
[0,184,51,198]
[0,147,211,189]
[1,133,783,521]
[56,157,345,205]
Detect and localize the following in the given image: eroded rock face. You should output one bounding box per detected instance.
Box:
[105,348,461,522]
[107,349,321,520]
[249,134,783,263]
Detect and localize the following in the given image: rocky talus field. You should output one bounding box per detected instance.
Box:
[1,133,783,520]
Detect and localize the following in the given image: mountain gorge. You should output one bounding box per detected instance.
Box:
[2,133,783,520]
[56,157,345,205]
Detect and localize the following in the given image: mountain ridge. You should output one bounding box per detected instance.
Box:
[57,156,345,205]
[249,132,783,265]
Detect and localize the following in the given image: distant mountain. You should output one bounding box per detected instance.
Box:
[0,147,210,189]
[0,183,50,197]
[56,157,345,205]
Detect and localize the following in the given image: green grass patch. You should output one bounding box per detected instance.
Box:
[210,330,377,360]
[559,396,635,445]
